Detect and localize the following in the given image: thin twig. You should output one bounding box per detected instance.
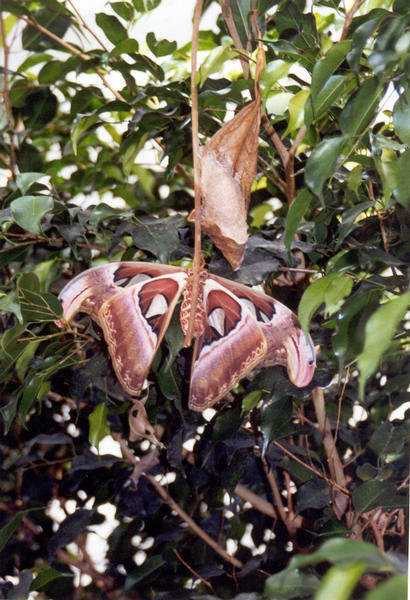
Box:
[329,367,349,461]
[312,388,346,489]
[340,0,363,42]
[218,0,251,79]
[274,440,350,496]
[263,458,298,539]
[66,0,109,52]
[173,549,216,593]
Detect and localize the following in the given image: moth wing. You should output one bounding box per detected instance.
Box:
[212,276,315,387]
[58,261,184,323]
[98,272,187,396]
[189,278,267,411]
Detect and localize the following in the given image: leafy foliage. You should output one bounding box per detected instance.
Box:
[0,1,408,598]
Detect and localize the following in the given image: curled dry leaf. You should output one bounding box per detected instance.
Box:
[128,399,163,447]
[198,42,265,270]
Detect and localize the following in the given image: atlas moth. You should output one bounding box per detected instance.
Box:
[57,262,315,411]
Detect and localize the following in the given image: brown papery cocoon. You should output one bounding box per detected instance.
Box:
[199,97,261,270]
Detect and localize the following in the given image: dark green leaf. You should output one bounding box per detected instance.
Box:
[296,479,331,512]
[95,13,127,45]
[21,88,58,129]
[130,214,186,263]
[261,396,292,454]
[88,402,110,449]
[22,8,70,51]
[123,555,166,590]
[298,273,352,333]
[0,509,36,551]
[265,567,320,599]
[146,32,177,56]
[305,135,346,199]
[352,480,408,513]
[10,195,54,234]
[0,396,19,435]
[17,272,63,321]
[357,291,410,398]
[284,189,312,252]
[339,78,381,138]
[290,538,390,569]
[30,567,71,591]
[394,148,410,209]
[228,0,251,48]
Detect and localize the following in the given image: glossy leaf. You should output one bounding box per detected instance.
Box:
[352,480,408,513]
[95,13,127,45]
[357,291,410,398]
[284,189,312,252]
[393,86,410,145]
[339,78,381,138]
[10,195,54,235]
[315,562,366,600]
[298,273,352,333]
[305,136,346,198]
[88,402,110,449]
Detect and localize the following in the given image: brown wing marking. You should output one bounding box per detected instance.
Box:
[58,261,183,323]
[189,279,267,411]
[99,272,187,396]
[213,276,315,387]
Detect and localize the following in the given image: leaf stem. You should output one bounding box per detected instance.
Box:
[184,0,204,347]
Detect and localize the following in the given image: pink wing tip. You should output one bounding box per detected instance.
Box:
[285,332,316,388]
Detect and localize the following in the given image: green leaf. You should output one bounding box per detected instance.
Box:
[229,0,251,47]
[352,480,408,513]
[88,402,110,449]
[339,78,381,138]
[10,195,54,235]
[130,214,186,263]
[283,89,309,136]
[15,172,48,195]
[0,289,23,323]
[265,567,320,599]
[95,13,127,45]
[20,375,45,423]
[131,0,161,12]
[146,32,177,57]
[364,575,408,600]
[198,43,235,86]
[305,75,348,128]
[296,479,331,512]
[394,148,410,209]
[305,136,346,199]
[17,272,63,322]
[357,291,410,398]
[298,273,352,333]
[261,396,292,454]
[284,189,312,252]
[0,509,36,551]
[123,555,165,591]
[311,41,351,99]
[31,567,71,591]
[15,339,41,382]
[315,562,366,600]
[393,86,410,145]
[0,396,19,435]
[290,538,388,569]
[21,88,58,129]
[89,203,132,228]
[241,390,263,413]
[22,8,70,51]
[71,113,100,155]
